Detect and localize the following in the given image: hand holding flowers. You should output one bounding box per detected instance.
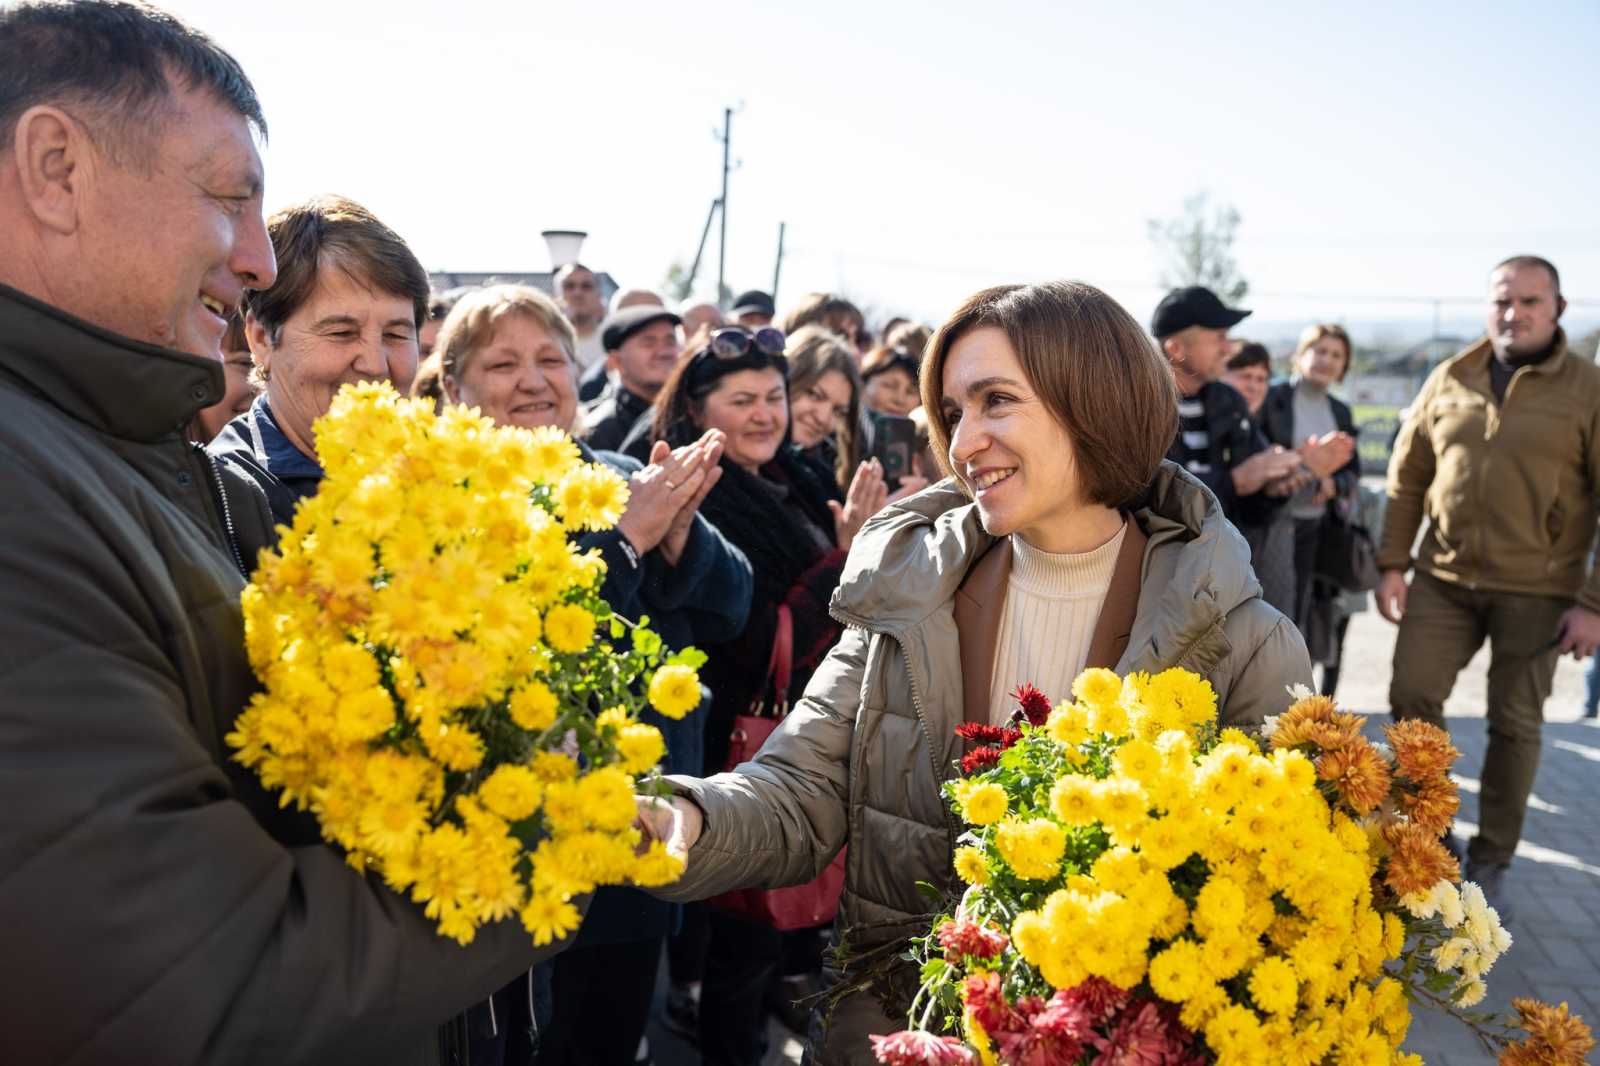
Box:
[227,383,703,949]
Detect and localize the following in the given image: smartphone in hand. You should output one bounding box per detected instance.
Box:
[868,414,917,492]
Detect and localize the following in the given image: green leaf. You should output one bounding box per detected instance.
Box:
[633,628,663,659]
[668,647,709,670]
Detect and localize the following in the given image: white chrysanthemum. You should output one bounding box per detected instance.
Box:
[1401,889,1439,920]
[1434,935,1475,972]
[1259,714,1280,739]
[1491,923,1513,955]
[1286,683,1314,701]
[1455,977,1488,1008]
[1437,883,1466,928]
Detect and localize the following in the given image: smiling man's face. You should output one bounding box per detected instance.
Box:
[72,80,276,358]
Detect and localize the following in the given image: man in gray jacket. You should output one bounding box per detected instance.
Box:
[0,4,577,1064]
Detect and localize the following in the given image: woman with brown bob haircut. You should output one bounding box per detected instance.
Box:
[640,281,1310,1062]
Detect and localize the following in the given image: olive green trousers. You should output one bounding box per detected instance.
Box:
[1388,570,1569,867]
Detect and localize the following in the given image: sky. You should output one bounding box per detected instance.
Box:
[168,0,1600,342]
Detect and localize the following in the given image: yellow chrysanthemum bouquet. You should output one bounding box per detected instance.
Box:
[227,382,701,948]
[867,671,1591,1066]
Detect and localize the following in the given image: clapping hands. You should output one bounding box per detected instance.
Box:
[615,430,726,564]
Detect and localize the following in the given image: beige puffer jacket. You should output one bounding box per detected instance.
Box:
[658,462,1310,1064]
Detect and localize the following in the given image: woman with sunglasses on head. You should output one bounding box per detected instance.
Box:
[639,283,1311,1064]
[648,324,888,1066]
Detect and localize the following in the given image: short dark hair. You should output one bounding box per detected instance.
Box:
[1493,255,1561,297]
[0,0,265,168]
[921,281,1178,511]
[781,292,864,340]
[1226,341,1271,372]
[244,195,429,342]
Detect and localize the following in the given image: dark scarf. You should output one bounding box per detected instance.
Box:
[697,446,841,607]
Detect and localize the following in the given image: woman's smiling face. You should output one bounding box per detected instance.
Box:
[696,367,789,472]
[939,326,1085,543]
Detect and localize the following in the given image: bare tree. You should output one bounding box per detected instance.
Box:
[1146,192,1249,303]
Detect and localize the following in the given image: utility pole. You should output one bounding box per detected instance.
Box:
[772,221,786,303]
[683,198,720,298]
[716,107,732,309]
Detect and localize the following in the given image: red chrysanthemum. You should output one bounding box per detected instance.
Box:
[963,972,1022,1035]
[1057,976,1131,1025]
[938,918,1009,963]
[870,1031,975,1066]
[1088,998,1198,1066]
[1012,683,1052,726]
[960,746,1004,775]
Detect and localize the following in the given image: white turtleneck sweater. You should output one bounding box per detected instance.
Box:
[987,522,1127,724]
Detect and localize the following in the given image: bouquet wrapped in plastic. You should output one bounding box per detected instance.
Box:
[870,670,1592,1066]
[227,383,700,947]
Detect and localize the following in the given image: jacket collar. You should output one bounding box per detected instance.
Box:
[1450,331,1571,392]
[239,394,323,482]
[834,462,1257,666]
[0,282,224,442]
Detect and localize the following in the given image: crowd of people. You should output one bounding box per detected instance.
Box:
[2,4,1598,1066]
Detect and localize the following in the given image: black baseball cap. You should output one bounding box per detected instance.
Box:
[1150,286,1251,339]
[729,290,776,319]
[601,306,682,352]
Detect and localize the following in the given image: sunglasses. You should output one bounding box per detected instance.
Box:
[709,327,786,360]
[686,327,788,388]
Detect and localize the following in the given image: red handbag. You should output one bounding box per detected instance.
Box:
[709,604,848,931]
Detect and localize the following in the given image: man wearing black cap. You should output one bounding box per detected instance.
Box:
[730,289,776,328]
[579,305,684,451]
[1152,286,1303,526]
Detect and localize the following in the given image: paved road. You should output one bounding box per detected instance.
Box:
[1337,608,1599,1065]
[649,608,1600,1065]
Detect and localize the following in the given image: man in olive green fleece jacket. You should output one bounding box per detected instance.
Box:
[1378,255,1600,905]
[0,6,577,1064]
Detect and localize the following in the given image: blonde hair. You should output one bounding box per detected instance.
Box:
[1293,323,1352,381]
[435,284,577,382]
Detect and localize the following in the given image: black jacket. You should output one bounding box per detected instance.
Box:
[1166,380,1284,529]
[578,382,653,454]
[1259,380,1362,493]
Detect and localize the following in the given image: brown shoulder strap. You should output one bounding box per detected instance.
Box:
[1084,521,1148,670]
[955,539,1012,724]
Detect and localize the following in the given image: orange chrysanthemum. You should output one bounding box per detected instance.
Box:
[1499,999,1596,1066]
[1382,821,1460,896]
[1271,696,1366,752]
[1399,776,1460,835]
[1316,739,1392,815]
[1385,719,1461,782]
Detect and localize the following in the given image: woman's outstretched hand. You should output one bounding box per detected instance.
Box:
[634,794,703,860]
[829,459,888,551]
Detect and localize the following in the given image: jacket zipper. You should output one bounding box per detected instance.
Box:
[198,445,249,579]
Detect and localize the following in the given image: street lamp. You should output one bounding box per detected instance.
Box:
[541,230,587,270]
